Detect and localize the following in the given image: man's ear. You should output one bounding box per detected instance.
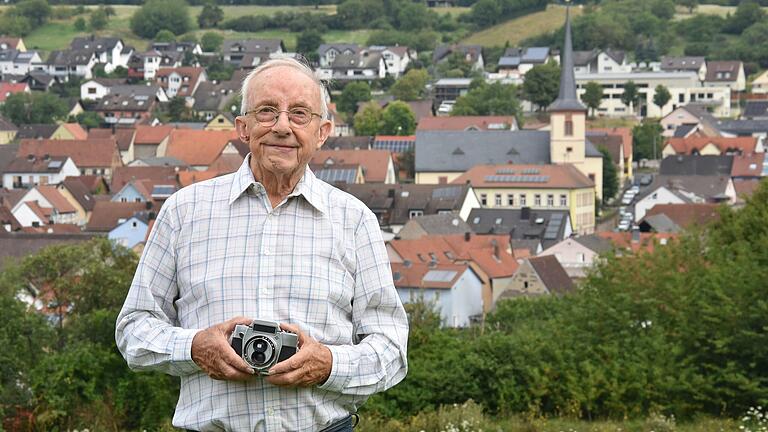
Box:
[316,119,333,150]
[235,116,249,142]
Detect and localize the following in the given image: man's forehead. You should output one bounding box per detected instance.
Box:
[249,67,320,103]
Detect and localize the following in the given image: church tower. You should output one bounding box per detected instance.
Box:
[548,5,602,202]
[548,5,587,166]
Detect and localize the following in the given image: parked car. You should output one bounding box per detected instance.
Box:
[618,220,631,231]
[630,185,640,194]
[639,174,653,186]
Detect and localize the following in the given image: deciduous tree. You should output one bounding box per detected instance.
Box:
[337,82,371,116]
[390,69,429,101]
[353,101,382,136]
[130,0,191,38]
[522,61,560,111]
[582,81,604,118]
[380,101,416,135]
[652,84,671,116]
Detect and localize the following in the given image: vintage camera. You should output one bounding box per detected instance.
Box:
[229,319,298,375]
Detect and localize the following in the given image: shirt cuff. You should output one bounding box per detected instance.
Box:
[317,345,352,393]
[171,328,203,375]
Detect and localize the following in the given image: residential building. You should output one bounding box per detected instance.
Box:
[539,234,614,279]
[704,60,746,91]
[70,36,131,73]
[638,203,720,233]
[752,70,768,94]
[587,127,633,184]
[452,164,595,234]
[338,183,479,232]
[17,138,122,180]
[397,213,473,240]
[573,48,630,74]
[742,101,768,120]
[317,50,387,82]
[391,261,483,327]
[662,137,760,157]
[660,104,723,138]
[318,44,360,68]
[494,255,575,304]
[433,44,484,71]
[108,212,151,249]
[132,124,174,160]
[155,67,207,102]
[467,207,574,249]
[634,175,735,220]
[221,39,285,67]
[432,78,472,105]
[45,49,96,79]
[0,37,26,52]
[0,115,17,144]
[373,135,414,153]
[192,79,240,121]
[85,201,149,232]
[310,149,396,184]
[88,127,136,165]
[2,155,79,189]
[0,50,42,76]
[369,45,413,78]
[11,185,79,227]
[56,177,96,226]
[497,46,555,76]
[163,129,238,170]
[204,113,235,131]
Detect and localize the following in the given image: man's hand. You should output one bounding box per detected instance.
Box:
[266,323,332,387]
[192,316,256,381]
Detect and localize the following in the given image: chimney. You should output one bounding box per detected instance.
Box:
[631,227,641,244]
[43,154,50,161]
[464,231,471,242]
[387,189,395,198]
[491,238,499,259]
[145,201,153,210]
[521,207,531,220]
[27,154,35,162]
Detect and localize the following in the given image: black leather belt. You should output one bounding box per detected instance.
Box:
[319,414,354,432]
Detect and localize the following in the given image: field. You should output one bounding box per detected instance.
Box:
[462,4,584,47]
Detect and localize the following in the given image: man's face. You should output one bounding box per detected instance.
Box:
[236,66,331,180]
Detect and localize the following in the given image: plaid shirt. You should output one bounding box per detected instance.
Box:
[116,156,409,432]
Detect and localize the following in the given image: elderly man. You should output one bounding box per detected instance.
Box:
[115,58,409,432]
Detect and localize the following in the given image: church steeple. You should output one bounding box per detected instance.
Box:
[548,4,586,112]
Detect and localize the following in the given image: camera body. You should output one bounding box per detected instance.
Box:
[229,319,298,375]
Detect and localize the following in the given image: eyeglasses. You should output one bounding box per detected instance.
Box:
[245,106,322,128]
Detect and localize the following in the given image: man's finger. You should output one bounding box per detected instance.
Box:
[279,322,309,346]
[266,368,308,387]
[223,350,255,375]
[221,316,253,334]
[268,349,307,375]
[216,359,253,381]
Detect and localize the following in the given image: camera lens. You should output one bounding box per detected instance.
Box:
[252,351,266,364]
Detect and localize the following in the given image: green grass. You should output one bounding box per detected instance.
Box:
[463,4,584,47]
[586,117,640,129]
[431,6,471,17]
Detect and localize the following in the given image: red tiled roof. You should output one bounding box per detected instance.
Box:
[0,82,28,102]
[88,127,136,152]
[165,129,237,166]
[0,205,21,231]
[134,125,174,145]
[61,123,88,140]
[86,201,148,232]
[24,200,52,222]
[417,116,517,131]
[389,233,517,279]
[734,179,761,200]
[155,67,205,97]
[664,136,757,155]
[390,261,469,289]
[311,149,392,183]
[452,163,594,189]
[110,166,179,192]
[644,203,720,229]
[18,138,119,168]
[36,186,77,214]
[22,224,82,234]
[731,153,765,177]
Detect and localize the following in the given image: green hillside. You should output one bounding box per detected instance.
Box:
[462,4,583,48]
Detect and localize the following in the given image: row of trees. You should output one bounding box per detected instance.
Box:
[4,182,766,429]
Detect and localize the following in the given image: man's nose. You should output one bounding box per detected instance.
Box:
[272,110,292,134]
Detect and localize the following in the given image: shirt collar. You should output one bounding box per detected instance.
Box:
[228,153,328,215]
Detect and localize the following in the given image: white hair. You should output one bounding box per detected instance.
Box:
[239,57,330,120]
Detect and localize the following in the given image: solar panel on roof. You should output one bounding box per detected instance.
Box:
[484,175,550,183]
[432,186,462,199]
[423,270,458,283]
[496,168,515,174]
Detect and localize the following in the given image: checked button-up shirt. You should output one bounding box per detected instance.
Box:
[116,155,409,432]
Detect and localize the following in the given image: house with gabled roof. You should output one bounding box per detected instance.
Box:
[0,37,25,52]
[309,163,364,185]
[467,207,573,250]
[494,255,575,304]
[368,45,413,77]
[0,50,42,76]
[498,46,555,76]
[596,230,677,255]
[162,129,238,170]
[391,261,483,327]
[318,44,360,68]
[0,205,21,232]
[318,50,387,82]
[110,165,179,194]
[155,67,207,103]
[151,41,202,56]
[538,234,614,280]
[2,155,79,189]
[662,136,759,157]
[752,69,768,94]
[433,44,484,71]
[16,70,56,91]
[50,123,88,141]
[15,124,58,140]
[660,103,723,138]
[222,39,284,67]
[388,233,519,315]
[85,201,149,232]
[573,48,630,74]
[56,177,96,225]
[109,212,152,251]
[397,213,473,240]
[45,49,97,80]
[205,112,236,131]
[338,183,480,231]
[310,149,396,183]
[88,127,136,164]
[70,36,131,73]
[704,60,745,91]
[638,203,720,233]
[92,91,158,127]
[192,79,240,121]
[742,101,768,120]
[131,124,174,160]
[18,138,122,180]
[11,185,79,227]
[634,174,735,220]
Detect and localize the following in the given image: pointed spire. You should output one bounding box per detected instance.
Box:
[548,3,586,112]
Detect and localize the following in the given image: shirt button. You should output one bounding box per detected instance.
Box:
[264,249,271,255]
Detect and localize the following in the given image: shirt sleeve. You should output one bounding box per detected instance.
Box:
[317,212,409,396]
[115,195,202,376]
